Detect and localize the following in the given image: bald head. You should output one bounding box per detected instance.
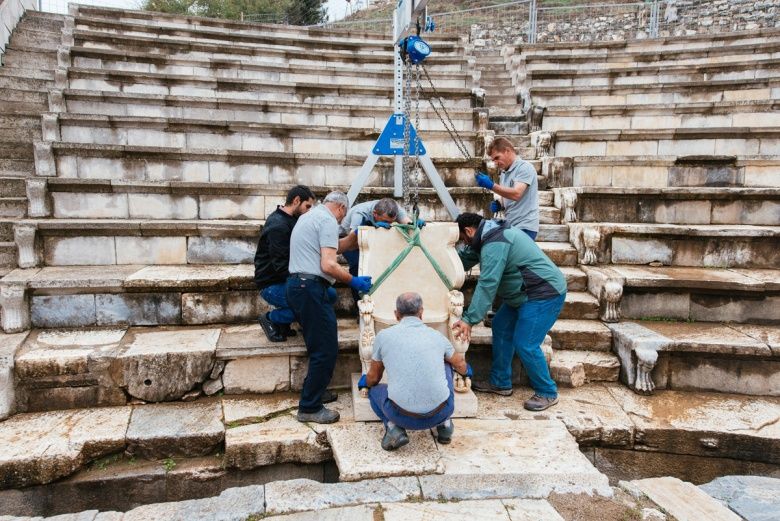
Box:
[395,292,423,319]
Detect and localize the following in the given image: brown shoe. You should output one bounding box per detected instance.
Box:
[472,380,513,396]
[523,394,559,411]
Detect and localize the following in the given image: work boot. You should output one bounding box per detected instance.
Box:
[297,407,340,424]
[321,389,338,404]
[471,380,513,396]
[381,422,409,451]
[259,313,286,343]
[523,394,559,412]
[277,323,297,338]
[436,419,454,445]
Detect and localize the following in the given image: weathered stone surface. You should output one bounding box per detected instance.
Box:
[114,327,219,401]
[224,414,329,470]
[327,423,443,482]
[126,401,224,459]
[222,357,290,394]
[0,407,131,488]
[181,291,261,325]
[632,477,741,521]
[16,329,126,378]
[0,333,28,420]
[700,475,780,521]
[30,295,97,328]
[551,350,621,386]
[502,499,566,520]
[263,505,377,521]
[95,293,181,326]
[222,393,299,425]
[122,484,264,521]
[606,386,780,463]
[383,499,511,520]
[202,377,223,396]
[264,477,421,515]
[418,419,611,500]
[186,237,254,264]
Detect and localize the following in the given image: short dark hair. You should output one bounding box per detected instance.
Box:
[456,212,483,233]
[487,136,516,155]
[286,185,315,205]
[374,198,399,219]
[396,292,423,317]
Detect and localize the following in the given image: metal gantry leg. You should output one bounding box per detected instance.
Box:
[347,153,381,206]
[419,154,459,219]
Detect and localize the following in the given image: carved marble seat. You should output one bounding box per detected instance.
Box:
[356,222,471,395]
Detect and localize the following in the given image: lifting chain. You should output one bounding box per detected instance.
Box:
[420,63,472,162]
[401,59,423,214]
[402,58,413,211]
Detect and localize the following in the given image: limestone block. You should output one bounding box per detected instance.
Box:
[15,223,41,269]
[224,414,330,469]
[182,290,261,324]
[667,356,779,396]
[611,238,672,265]
[187,237,255,264]
[15,328,125,378]
[0,332,28,420]
[264,477,421,515]
[146,160,209,183]
[31,294,97,328]
[77,156,144,181]
[222,394,300,425]
[222,357,290,394]
[95,293,182,326]
[52,193,128,219]
[700,475,780,521]
[122,485,265,521]
[711,200,780,226]
[115,236,187,265]
[502,499,566,521]
[262,505,376,521]
[56,155,78,178]
[0,406,131,488]
[44,236,116,266]
[291,353,360,391]
[383,500,512,521]
[620,293,691,321]
[126,401,224,459]
[128,194,198,219]
[26,178,51,218]
[199,195,265,220]
[115,327,219,401]
[631,477,741,521]
[0,283,30,333]
[33,141,56,177]
[209,161,270,184]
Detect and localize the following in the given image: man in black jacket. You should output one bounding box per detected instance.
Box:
[255,185,315,342]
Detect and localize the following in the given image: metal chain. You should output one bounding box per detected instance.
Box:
[420,63,472,161]
[411,62,422,209]
[402,58,413,210]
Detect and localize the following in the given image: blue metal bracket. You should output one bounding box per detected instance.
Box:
[373,113,427,156]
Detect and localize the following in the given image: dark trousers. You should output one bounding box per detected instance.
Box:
[286,276,339,413]
[343,249,360,303]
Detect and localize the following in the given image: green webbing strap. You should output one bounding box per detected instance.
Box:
[367,222,454,296]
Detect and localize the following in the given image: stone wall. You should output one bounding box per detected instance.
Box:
[0,0,36,61]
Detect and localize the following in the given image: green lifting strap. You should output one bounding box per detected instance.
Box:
[367,223,454,296]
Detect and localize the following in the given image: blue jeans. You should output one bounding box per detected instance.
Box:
[490,293,565,398]
[521,229,537,241]
[368,364,455,430]
[262,283,337,325]
[286,276,339,413]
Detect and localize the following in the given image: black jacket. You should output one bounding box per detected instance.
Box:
[254,207,296,290]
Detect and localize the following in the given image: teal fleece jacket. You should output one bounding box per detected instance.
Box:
[459,219,567,325]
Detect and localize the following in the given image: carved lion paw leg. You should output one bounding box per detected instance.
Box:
[633,348,658,395]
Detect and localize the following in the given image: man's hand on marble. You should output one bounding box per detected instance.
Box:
[452,320,472,343]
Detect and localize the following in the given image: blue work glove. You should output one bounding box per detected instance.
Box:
[416,218,426,228]
[456,363,473,378]
[490,200,503,213]
[475,172,494,190]
[374,221,391,229]
[349,275,373,293]
[357,374,369,390]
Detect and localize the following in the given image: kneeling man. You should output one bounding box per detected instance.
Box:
[360,292,470,451]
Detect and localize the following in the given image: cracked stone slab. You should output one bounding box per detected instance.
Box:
[126,401,224,459]
[0,406,131,488]
[632,477,741,521]
[122,484,264,521]
[216,321,360,359]
[221,393,299,425]
[700,475,780,521]
[224,414,330,470]
[263,505,377,521]
[114,326,219,401]
[502,499,566,520]
[264,477,421,515]
[418,418,612,500]
[606,386,780,464]
[1,332,29,420]
[383,499,511,520]
[123,264,252,290]
[327,423,443,482]
[15,328,127,378]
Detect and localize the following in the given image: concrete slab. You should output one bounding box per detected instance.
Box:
[126,401,224,459]
[382,499,511,520]
[0,406,131,488]
[418,419,612,500]
[350,374,478,422]
[327,422,443,482]
[264,477,421,515]
[632,477,741,521]
[224,414,329,470]
[606,386,780,463]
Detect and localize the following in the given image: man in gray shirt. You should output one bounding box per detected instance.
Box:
[359,292,470,451]
[475,136,540,240]
[287,191,373,424]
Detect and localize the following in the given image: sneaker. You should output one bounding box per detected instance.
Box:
[296,407,340,424]
[523,394,559,411]
[321,389,338,404]
[259,313,285,343]
[381,423,409,451]
[471,380,513,396]
[436,419,454,445]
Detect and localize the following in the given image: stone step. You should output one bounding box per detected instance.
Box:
[46,142,497,187]
[15,11,66,32]
[0,241,16,268]
[631,477,742,520]
[0,126,41,142]
[64,68,474,109]
[568,222,779,269]
[610,320,779,395]
[550,350,620,387]
[544,100,780,132]
[0,159,34,177]
[584,265,779,324]
[8,28,63,50]
[554,127,780,158]
[531,77,780,107]
[549,318,613,352]
[559,186,780,226]
[60,89,476,132]
[1,45,58,70]
[68,46,474,90]
[0,198,26,218]
[569,155,780,189]
[480,78,513,88]
[0,100,47,114]
[0,75,51,91]
[488,104,526,117]
[0,64,54,82]
[0,87,48,106]
[0,142,33,160]
[0,178,26,198]
[489,119,528,135]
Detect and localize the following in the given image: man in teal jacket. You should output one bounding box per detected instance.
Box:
[451,213,567,411]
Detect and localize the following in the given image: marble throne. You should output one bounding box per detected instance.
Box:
[351,222,478,421]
